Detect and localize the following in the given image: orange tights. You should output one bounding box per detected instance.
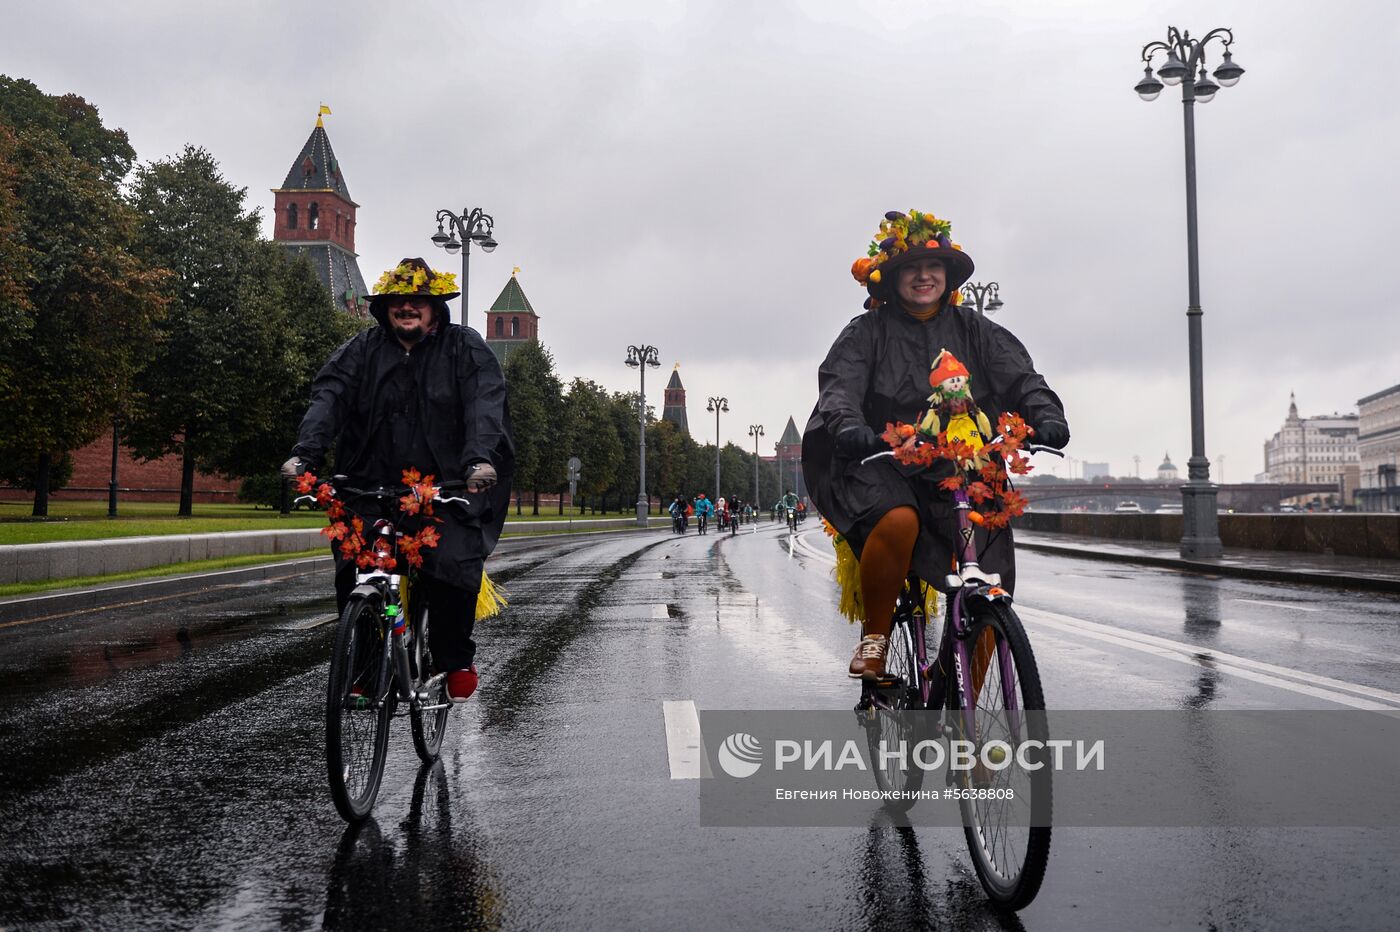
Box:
[859,507,919,639]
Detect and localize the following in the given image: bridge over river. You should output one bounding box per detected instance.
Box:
[1018,481,1337,512]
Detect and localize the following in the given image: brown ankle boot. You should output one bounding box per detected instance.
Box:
[848,634,889,680]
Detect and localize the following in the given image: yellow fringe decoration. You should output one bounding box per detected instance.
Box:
[824,518,938,625]
[476,570,508,620]
[399,570,508,621]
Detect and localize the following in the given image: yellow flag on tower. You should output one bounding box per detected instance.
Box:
[316,104,332,127]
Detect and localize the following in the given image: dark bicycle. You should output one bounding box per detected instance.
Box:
[855,439,1061,910]
[297,476,470,822]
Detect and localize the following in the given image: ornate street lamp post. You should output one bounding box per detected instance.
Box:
[748,424,764,509]
[1134,26,1245,558]
[706,396,729,503]
[430,206,497,327]
[625,344,661,527]
[959,281,1004,316]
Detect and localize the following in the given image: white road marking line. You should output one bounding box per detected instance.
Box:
[284,613,338,630]
[1232,598,1322,613]
[652,604,671,620]
[1018,605,1400,710]
[662,699,709,779]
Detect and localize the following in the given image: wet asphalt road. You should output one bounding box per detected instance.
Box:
[3,523,1400,931]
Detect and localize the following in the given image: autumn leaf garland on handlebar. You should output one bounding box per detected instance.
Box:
[293,467,447,573]
[878,411,1036,529]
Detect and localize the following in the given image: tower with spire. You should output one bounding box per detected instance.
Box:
[271,108,368,315]
[662,365,689,436]
[775,416,807,499]
[484,268,540,363]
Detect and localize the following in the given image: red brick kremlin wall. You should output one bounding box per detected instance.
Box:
[24,427,242,503]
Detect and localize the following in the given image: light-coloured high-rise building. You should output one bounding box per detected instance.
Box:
[1356,383,1400,512]
[1262,394,1358,503]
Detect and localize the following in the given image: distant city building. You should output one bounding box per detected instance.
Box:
[1262,393,1358,506]
[1356,382,1400,512]
[271,111,368,315]
[1157,452,1180,483]
[774,417,806,500]
[662,366,689,436]
[483,269,539,364]
[1082,461,1111,481]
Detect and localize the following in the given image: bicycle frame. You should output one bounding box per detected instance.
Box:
[300,479,469,715]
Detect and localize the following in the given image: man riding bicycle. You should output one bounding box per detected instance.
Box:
[801,210,1068,680]
[282,257,514,704]
[692,492,714,534]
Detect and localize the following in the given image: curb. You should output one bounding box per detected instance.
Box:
[1017,540,1400,594]
[0,524,667,627]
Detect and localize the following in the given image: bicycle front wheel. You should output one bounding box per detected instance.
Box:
[410,605,451,762]
[327,595,392,822]
[864,618,926,806]
[949,600,1052,910]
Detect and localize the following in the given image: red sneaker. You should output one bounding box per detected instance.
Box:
[446,666,478,703]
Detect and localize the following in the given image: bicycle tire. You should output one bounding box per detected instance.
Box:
[864,617,926,807]
[948,600,1052,910]
[410,605,451,762]
[326,594,393,822]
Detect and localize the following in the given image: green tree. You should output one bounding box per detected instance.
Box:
[646,418,688,503]
[502,340,564,514]
[123,145,295,515]
[0,77,166,515]
[560,378,623,514]
[608,390,645,515]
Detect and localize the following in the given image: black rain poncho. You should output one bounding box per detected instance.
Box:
[802,303,1065,594]
[292,311,514,591]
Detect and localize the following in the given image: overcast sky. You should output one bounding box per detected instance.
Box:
[6,0,1398,482]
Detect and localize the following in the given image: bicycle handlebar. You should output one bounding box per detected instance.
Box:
[859,437,1066,467]
[292,477,473,507]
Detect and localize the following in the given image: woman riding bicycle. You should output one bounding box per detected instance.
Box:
[801,210,1069,680]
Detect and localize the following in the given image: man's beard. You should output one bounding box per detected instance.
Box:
[393,321,426,344]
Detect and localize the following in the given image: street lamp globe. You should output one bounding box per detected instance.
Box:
[1157,50,1188,85]
[1213,50,1245,86]
[1135,65,1165,101]
[431,228,451,246]
[1193,67,1219,102]
[443,238,462,254]
[986,295,1004,314]
[480,235,498,253]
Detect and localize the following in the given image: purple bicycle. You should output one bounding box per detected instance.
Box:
[855,439,1062,910]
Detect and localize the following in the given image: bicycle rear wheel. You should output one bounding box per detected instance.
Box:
[949,600,1051,910]
[327,594,392,822]
[410,605,451,762]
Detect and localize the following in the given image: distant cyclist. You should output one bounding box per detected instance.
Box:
[693,493,714,534]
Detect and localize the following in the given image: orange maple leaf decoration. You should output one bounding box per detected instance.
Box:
[881,412,1037,527]
[296,468,451,574]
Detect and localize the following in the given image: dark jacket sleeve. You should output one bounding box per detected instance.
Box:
[292,333,365,467]
[815,315,875,438]
[456,328,511,467]
[977,317,1067,428]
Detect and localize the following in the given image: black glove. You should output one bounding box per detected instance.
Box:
[1033,418,1070,450]
[280,456,308,479]
[466,462,498,492]
[836,424,885,458]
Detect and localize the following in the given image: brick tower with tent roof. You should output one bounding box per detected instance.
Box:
[775,416,807,500]
[270,107,368,315]
[662,365,689,436]
[484,268,540,364]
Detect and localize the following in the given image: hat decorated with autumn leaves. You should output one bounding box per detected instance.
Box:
[850,210,975,310]
[370,257,460,304]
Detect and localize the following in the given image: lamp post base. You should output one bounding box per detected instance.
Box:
[1179,481,1223,558]
[636,495,649,528]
